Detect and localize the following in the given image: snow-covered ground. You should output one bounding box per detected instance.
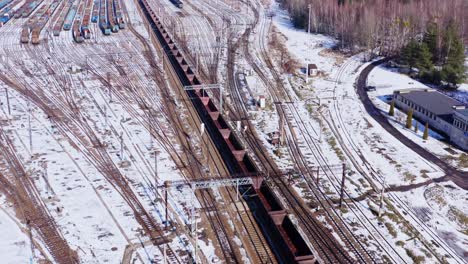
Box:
[261,1,468,262]
[0,200,33,264]
[0,0,218,262]
[368,65,467,170]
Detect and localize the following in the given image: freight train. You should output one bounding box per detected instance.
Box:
[106,0,117,32]
[52,0,72,36]
[113,0,124,29]
[0,0,11,10]
[137,0,318,263]
[63,2,77,30]
[80,0,92,39]
[91,0,98,22]
[72,0,84,42]
[98,0,110,35]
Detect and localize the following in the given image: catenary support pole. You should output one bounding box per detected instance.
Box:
[340,163,346,208]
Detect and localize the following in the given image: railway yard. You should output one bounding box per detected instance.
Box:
[0,0,467,263]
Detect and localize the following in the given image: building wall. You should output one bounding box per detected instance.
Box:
[393,93,468,151]
[450,114,468,151]
[393,93,452,135]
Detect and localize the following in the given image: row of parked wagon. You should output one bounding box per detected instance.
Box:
[0,0,44,27]
[0,0,126,44]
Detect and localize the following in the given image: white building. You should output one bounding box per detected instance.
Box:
[393,89,468,151]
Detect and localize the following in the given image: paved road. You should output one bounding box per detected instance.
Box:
[356,59,468,190]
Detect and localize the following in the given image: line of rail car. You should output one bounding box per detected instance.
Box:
[72,0,84,42]
[19,0,42,18]
[106,0,117,32]
[31,0,60,44]
[98,0,109,34]
[113,0,124,29]
[0,0,12,11]
[21,2,45,43]
[20,24,30,43]
[80,0,92,39]
[90,0,97,22]
[138,0,321,263]
[52,0,71,35]
[63,1,77,30]
[49,0,67,36]
[0,0,24,26]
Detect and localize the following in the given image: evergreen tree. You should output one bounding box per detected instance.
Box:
[423,122,429,140]
[400,40,418,71]
[441,24,466,87]
[406,108,413,129]
[423,21,439,63]
[389,100,395,116]
[415,42,434,75]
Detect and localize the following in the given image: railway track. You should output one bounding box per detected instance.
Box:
[229,1,380,262]
[326,57,465,263]
[0,126,79,263]
[0,50,182,262]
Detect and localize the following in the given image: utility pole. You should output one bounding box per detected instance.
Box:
[339,163,346,208]
[219,85,223,114]
[107,72,112,103]
[104,105,107,129]
[5,88,11,116]
[378,179,386,217]
[120,132,124,160]
[154,150,158,189]
[194,219,198,263]
[316,167,320,185]
[164,181,169,230]
[28,219,34,263]
[163,243,167,264]
[28,101,32,152]
[279,113,285,146]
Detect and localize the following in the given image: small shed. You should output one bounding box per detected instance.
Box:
[258,95,266,109]
[307,64,318,76]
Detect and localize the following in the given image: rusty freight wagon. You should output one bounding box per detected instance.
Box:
[80,0,92,38]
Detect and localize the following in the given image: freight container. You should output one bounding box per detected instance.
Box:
[52,0,71,36]
[80,0,92,38]
[21,0,42,18]
[91,0,97,22]
[63,3,77,30]
[99,0,109,35]
[113,0,124,29]
[0,13,10,25]
[20,26,30,43]
[106,0,117,32]
[72,0,84,42]
[0,0,12,10]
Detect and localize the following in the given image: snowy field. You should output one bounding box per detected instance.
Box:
[262,1,468,262]
[0,0,466,262]
[368,65,467,170]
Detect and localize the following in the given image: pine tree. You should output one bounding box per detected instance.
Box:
[423,21,439,64]
[415,42,434,75]
[406,108,413,129]
[389,100,395,116]
[441,23,466,87]
[423,122,429,140]
[400,40,418,71]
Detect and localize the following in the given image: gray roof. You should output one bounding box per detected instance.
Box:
[398,90,465,116]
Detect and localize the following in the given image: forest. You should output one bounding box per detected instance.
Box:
[279,0,467,86]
